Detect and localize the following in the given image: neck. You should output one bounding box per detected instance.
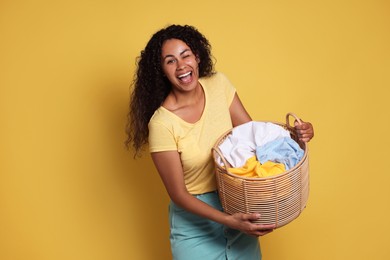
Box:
[170,83,203,106]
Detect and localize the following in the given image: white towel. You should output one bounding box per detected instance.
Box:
[218,121,290,168]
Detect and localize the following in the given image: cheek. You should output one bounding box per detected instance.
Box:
[164,69,177,82]
[192,62,200,74]
[161,65,172,76]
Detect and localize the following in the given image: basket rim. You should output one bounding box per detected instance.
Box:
[212,120,309,181]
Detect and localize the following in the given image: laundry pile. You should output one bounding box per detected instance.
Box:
[218,121,304,178]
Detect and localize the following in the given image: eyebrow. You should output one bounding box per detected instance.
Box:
[162,48,191,60]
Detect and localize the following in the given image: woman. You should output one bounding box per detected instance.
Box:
[126,24,314,260]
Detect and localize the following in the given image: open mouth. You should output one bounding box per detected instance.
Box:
[177,71,192,83]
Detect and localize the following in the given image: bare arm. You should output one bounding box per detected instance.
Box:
[151,150,275,236]
[229,93,252,127]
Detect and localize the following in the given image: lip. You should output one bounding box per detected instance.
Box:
[177,71,192,79]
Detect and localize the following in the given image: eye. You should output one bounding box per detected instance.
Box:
[181,49,193,59]
[184,52,194,59]
[166,59,176,64]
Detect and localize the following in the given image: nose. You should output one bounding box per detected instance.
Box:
[176,58,186,70]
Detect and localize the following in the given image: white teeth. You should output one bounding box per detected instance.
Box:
[178,71,191,78]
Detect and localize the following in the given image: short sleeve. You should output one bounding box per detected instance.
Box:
[204,72,236,107]
[221,73,236,106]
[148,120,178,153]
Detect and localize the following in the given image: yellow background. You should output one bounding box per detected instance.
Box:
[1,0,389,259]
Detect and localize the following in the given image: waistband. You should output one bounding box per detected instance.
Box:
[192,190,218,198]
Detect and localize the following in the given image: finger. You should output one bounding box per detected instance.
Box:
[301,135,314,142]
[296,126,313,136]
[298,132,313,138]
[294,119,307,127]
[241,213,261,221]
[257,224,276,230]
[299,134,313,142]
[254,225,276,236]
[294,122,310,130]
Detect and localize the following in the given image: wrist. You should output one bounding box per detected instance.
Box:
[219,213,234,228]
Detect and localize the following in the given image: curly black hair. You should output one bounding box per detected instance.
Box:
[125,24,215,156]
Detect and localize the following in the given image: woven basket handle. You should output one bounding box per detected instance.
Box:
[286,112,302,128]
[286,112,309,144]
[212,147,231,169]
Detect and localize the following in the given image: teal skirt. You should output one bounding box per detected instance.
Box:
[169,191,261,260]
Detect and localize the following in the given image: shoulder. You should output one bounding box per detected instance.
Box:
[148,108,176,141]
[200,72,236,100]
[148,107,182,135]
[199,71,230,85]
[149,107,172,126]
[148,108,179,152]
[199,72,235,92]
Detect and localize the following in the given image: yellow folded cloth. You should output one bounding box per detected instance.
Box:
[228,156,285,178]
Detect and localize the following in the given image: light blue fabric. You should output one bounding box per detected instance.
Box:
[169,191,261,260]
[255,137,304,170]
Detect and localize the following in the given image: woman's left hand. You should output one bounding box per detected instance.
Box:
[294,120,314,142]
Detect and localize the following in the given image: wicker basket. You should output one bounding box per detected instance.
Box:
[212,113,309,228]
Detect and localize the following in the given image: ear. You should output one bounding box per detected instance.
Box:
[196,55,200,63]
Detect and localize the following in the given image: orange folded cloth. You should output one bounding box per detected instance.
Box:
[228,156,285,178]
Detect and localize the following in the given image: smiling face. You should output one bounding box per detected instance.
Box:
[161,38,200,93]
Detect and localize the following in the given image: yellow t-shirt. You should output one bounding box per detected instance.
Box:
[148,72,236,194]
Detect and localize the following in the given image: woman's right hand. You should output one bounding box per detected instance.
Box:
[151,151,275,237]
[227,212,276,237]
